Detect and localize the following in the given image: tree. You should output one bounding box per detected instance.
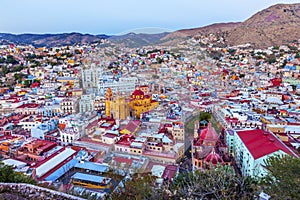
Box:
[170,166,258,199]
[110,174,162,200]
[239,74,246,78]
[262,155,300,200]
[14,73,26,83]
[199,112,212,122]
[266,55,276,64]
[6,55,18,65]
[110,166,259,200]
[0,162,36,184]
[152,74,160,79]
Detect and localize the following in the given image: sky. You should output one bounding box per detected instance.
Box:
[0,0,299,35]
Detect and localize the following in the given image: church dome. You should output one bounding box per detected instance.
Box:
[132,89,144,96]
[204,149,224,166]
[131,89,144,99]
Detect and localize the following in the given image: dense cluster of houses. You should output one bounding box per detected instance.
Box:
[0,42,198,195]
[0,35,299,197]
[188,37,300,177]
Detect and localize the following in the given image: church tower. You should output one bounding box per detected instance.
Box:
[194,120,199,138]
[105,88,113,118]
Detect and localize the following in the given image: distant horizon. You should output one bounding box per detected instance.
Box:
[1,0,299,35]
[0,26,175,35]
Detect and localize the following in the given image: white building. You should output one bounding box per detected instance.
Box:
[60,127,80,144]
[18,116,41,131]
[60,98,79,114]
[35,147,76,178]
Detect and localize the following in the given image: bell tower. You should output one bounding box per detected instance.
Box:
[105,88,113,118]
[194,120,199,138]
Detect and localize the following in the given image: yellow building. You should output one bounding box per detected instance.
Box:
[129,88,159,119]
[105,88,113,118]
[105,88,159,120]
[105,88,130,120]
[71,89,83,97]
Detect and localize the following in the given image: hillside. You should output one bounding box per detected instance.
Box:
[226,3,300,48]
[108,32,169,48]
[160,3,300,48]
[162,22,240,39]
[0,33,110,47]
[158,22,240,46]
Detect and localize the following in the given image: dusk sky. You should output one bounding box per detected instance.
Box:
[1,0,299,35]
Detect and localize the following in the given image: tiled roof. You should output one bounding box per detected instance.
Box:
[16,103,40,109]
[120,120,140,133]
[115,134,135,146]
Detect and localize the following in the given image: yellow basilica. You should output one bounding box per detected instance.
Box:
[105,87,159,119]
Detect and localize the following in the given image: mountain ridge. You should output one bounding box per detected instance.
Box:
[0,3,299,48]
[0,32,110,47]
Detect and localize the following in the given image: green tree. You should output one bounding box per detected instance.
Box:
[266,55,276,64]
[199,112,212,122]
[262,155,300,200]
[110,174,162,200]
[239,74,246,78]
[0,162,36,184]
[13,73,25,83]
[6,55,18,64]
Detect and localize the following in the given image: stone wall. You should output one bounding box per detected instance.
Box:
[0,183,85,200]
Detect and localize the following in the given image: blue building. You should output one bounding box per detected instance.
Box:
[31,119,58,139]
[42,99,62,117]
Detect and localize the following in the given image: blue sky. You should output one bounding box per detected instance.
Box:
[1,0,299,35]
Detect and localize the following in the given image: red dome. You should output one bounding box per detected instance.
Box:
[204,150,224,165]
[132,89,144,96]
[131,90,145,99]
